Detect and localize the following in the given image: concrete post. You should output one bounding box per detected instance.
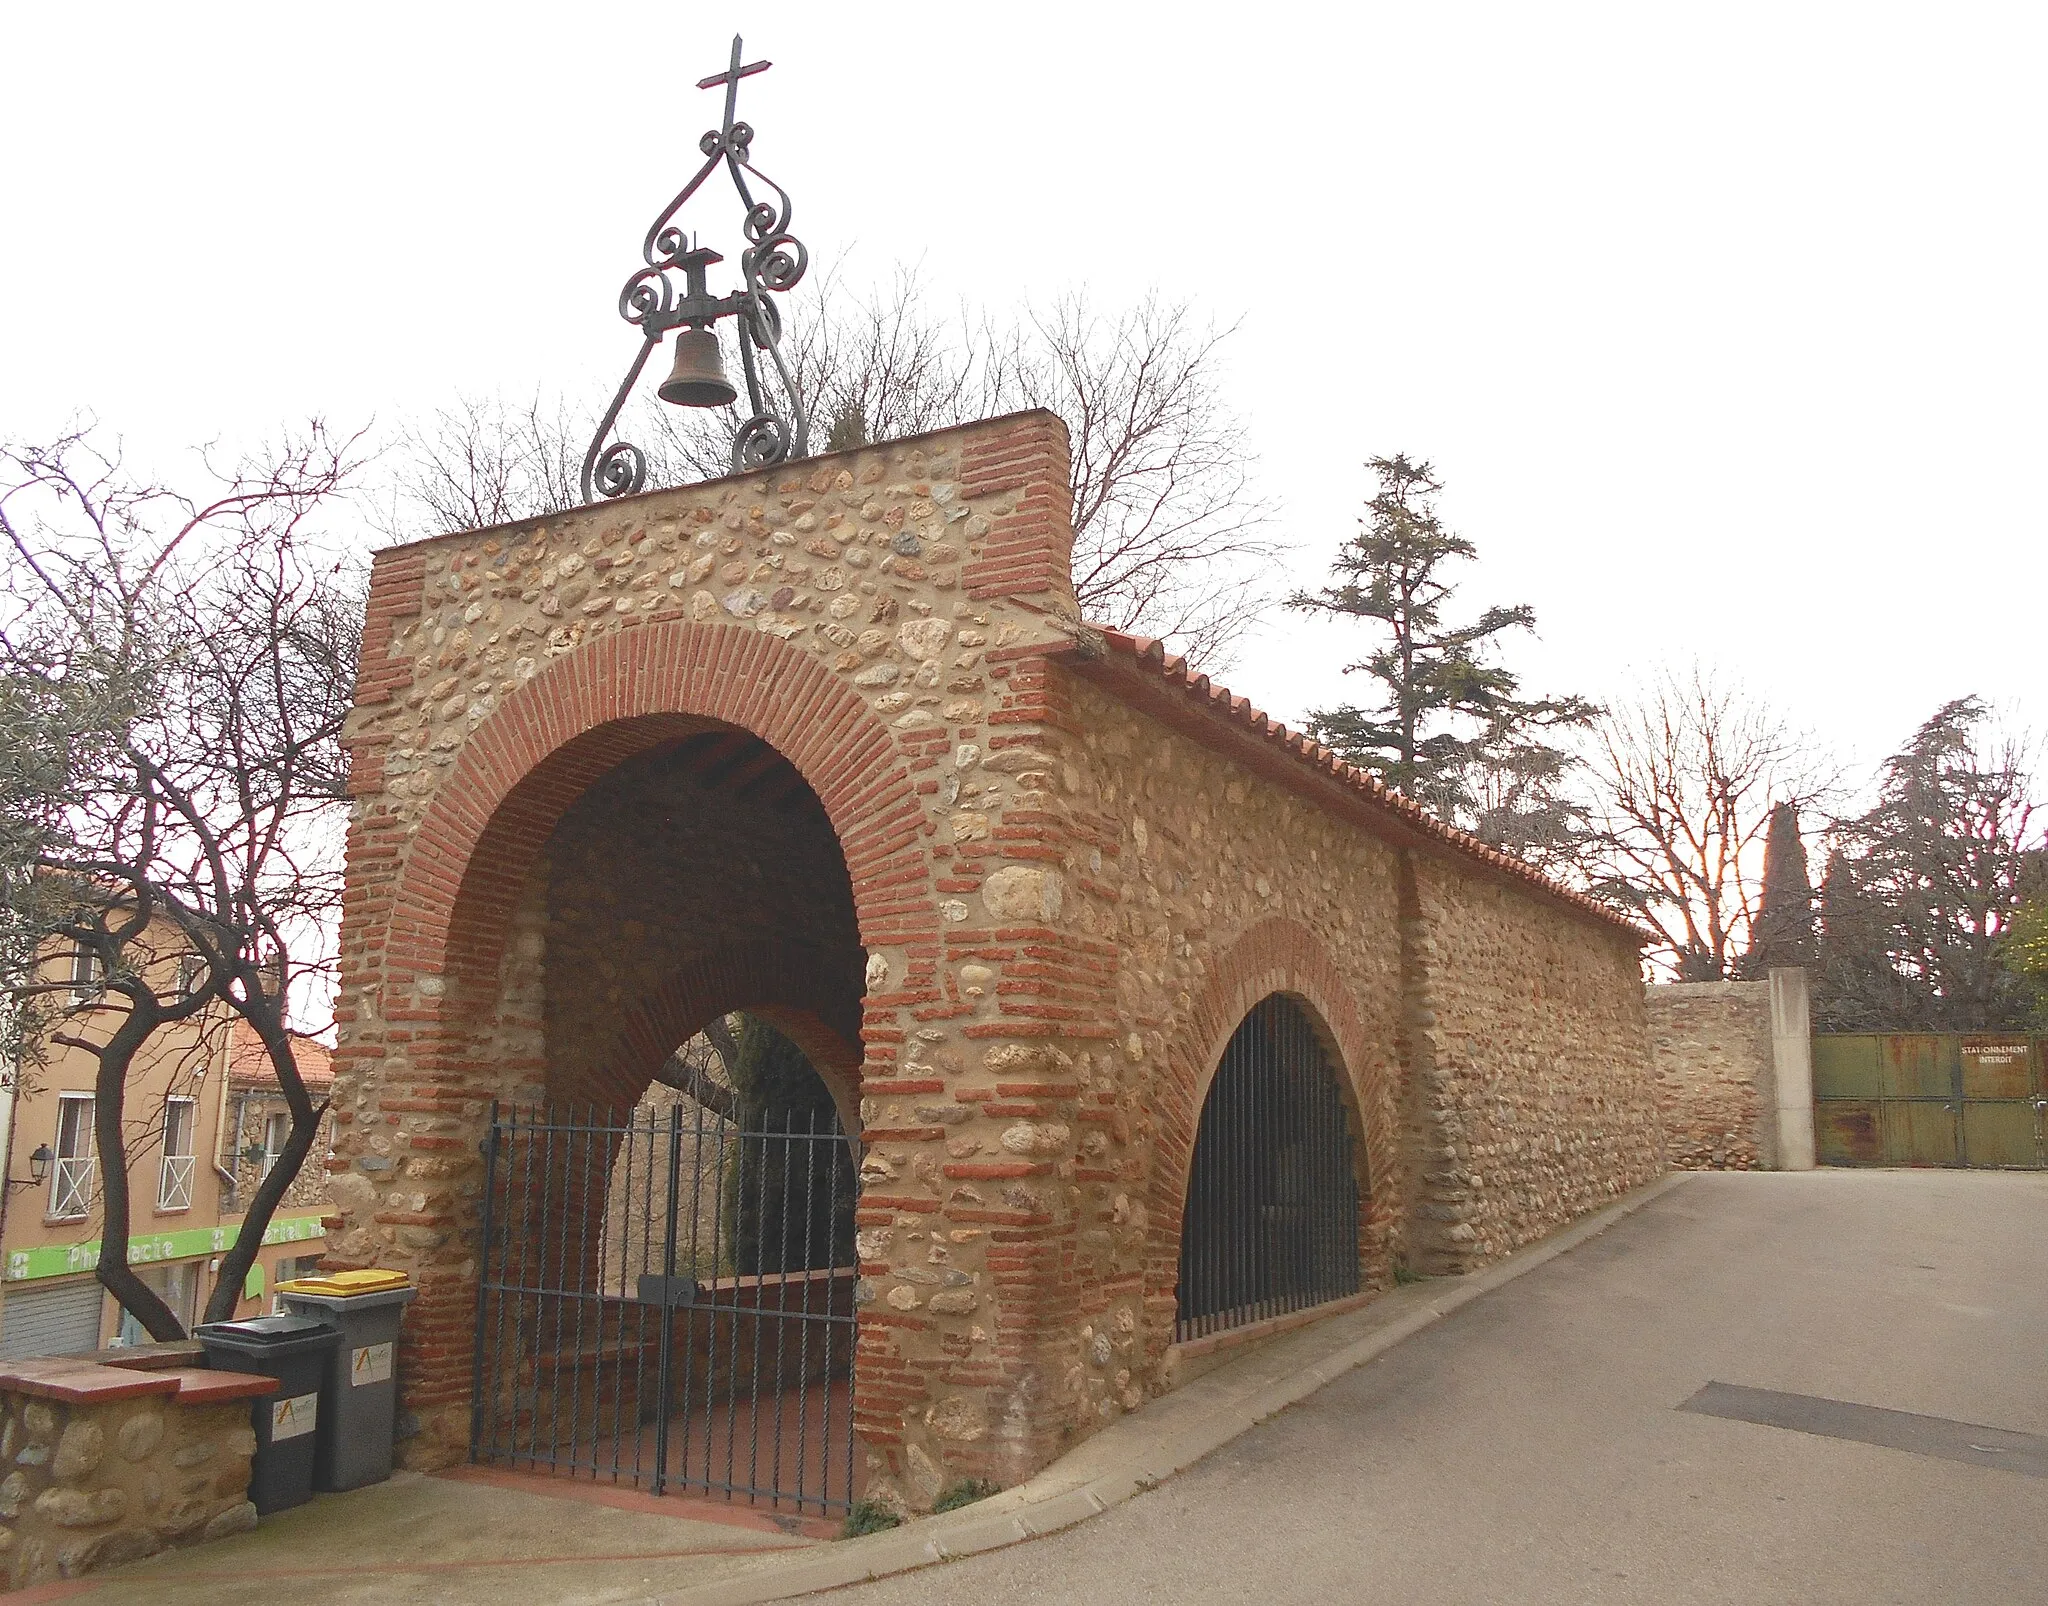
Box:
[1767,968,1816,1170]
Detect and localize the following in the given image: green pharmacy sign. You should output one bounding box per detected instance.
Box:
[4,1214,326,1283]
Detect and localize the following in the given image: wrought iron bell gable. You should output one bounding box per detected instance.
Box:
[581,35,811,503]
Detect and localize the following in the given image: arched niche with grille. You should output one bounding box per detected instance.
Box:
[1174,993,1364,1342]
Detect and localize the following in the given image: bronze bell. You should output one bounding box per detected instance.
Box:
[658,327,738,408]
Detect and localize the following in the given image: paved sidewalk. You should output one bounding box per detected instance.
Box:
[51,1171,1681,1605]
[28,1466,818,1605]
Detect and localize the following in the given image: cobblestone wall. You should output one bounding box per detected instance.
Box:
[1645,980,1775,1169]
[329,410,1660,1507]
[0,1373,260,1588]
[1402,861,1666,1263]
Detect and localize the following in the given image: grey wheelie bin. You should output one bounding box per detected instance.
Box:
[275,1268,416,1491]
[194,1313,342,1513]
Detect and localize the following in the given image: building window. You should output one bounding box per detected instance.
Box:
[260,1112,290,1180]
[271,1253,324,1313]
[67,948,102,1004]
[158,1098,197,1212]
[50,1095,96,1220]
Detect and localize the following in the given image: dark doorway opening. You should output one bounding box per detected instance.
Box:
[1175,994,1363,1342]
[466,723,866,1517]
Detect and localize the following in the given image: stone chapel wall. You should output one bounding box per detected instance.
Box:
[327,408,1662,1505]
[1400,860,1665,1265]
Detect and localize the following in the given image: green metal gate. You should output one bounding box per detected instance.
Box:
[1812,1035,2048,1169]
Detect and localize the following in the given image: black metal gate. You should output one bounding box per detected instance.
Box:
[471,1101,858,1514]
[1175,994,1362,1342]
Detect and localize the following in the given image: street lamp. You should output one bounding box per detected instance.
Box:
[581,34,810,503]
[7,1144,52,1191]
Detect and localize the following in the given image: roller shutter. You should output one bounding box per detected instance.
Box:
[0,1279,105,1360]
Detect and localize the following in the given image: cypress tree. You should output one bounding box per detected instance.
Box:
[1740,802,1818,976]
[724,1015,855,1275]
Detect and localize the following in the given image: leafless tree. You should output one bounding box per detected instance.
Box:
[1583,667,1839,980]
[999,294,1276,666]
[373,392,589,535]
[383,272,1282,667]
[0,422,366,1337]
[648,1016,740,1120]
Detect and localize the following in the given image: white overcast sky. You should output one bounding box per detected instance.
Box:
[3,2,2042,790]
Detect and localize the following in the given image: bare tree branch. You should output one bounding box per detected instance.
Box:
[1583,666,1840,980]
[0,421,368,1335]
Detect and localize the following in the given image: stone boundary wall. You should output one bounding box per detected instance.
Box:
[1645,970,1816,1171]
[1057,643,1665,1294]
[1647,981,1775,1168]
[1401,856,1664,1263]
[0,1355,270,1588]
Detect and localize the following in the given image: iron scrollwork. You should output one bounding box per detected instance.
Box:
[580,36,811,503]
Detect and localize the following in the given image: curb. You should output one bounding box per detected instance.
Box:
[652,1172,1688,1606]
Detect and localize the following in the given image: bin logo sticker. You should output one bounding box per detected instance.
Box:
[351,1342,393,1388]
[271,1392,318,1441]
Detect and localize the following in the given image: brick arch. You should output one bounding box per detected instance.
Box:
[1140,918,1398,1363]
[390,619,933,1028]
[570,937,865,1130]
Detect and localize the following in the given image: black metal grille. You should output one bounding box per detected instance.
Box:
[1175,994,1362,1342]
[472,1101,857,1514]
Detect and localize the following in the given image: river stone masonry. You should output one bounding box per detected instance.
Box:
[0,1357,269,1588]
[330,409,1663,1510]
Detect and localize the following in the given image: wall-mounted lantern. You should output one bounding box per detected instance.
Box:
[9,1144,53,1190]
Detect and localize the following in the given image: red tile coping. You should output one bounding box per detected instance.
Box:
[156,1367,279,1405]
[92,1340,206,1373]
[0,1358,275,1406]
[0,1360,178,1405]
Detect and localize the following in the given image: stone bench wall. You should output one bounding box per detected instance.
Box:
[0,1354,271,1589]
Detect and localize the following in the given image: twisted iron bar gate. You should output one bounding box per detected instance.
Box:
[471,1101,858,1515]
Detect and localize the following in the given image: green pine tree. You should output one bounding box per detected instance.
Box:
[1290,455,1598,868]
[1813,699,2040,1031]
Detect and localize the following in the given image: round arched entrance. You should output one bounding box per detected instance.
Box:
[347,620,935,1515]
[466,721,867,1513]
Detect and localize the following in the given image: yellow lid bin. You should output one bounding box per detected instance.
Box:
[276,1268,412,1299]
[272,1267,417,1494]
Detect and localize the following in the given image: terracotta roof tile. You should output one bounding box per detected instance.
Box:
[226,1019,334,1089]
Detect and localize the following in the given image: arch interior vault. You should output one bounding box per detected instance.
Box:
[465,724,866,1517]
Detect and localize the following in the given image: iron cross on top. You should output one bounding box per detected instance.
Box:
[697,35,770,136]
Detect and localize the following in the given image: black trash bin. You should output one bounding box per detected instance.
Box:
[195,1313,342,1514]
[275,1269,417,1491]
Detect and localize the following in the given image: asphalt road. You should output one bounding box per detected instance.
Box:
[816,1169,2048,1606]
